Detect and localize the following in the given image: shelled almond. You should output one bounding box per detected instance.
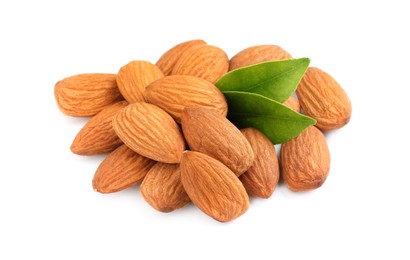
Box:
[55,39,351,222]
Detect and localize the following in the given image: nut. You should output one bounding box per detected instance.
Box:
[229,45,292,71]
[54,73,122,117]
[296,67,352,130]
[156,39,207,76]
[116,60,164,103]
[113,102,185,163]
[172,44,229,83]
[280,126,330,191]
[71,101,128,155]
[144,75,227,123]
[140,162,190,212]
[180,151,249,222]
[93,144,156,193]
[181,107,254,176]
[240,128,279,198]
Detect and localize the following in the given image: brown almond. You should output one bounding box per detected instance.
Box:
[116,61,164,103]
[93,144,156,193]
[156,39,207,76]
[54,73,122,117]
[181,107,254,176]
[180,151,249,222]
[240,128,279,198]
[281,126,330,192]
[283,96,300,112]
[113,102,185,163]
[172,45,229,83]
[229,45,292,71]
[144,75,227,123]
[296,67,352,130]
[140,163,190,212]
[71,101,128,155]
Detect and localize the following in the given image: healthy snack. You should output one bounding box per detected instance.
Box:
[140,162,190,212]
[116,60,164,103]
[55,73,122,117]
[180,151,249,222]
[296,67,352,130]
[181,107,254,176]
[239,128,279,198]
[172,44,229,83]
[156,39,207,75]
[55,39,351,222]
[229,44,292,71]
[144,75,227,123]
[93,144,156,193]
[113,102,185,163]
[281,126,331,191]
[71,101,128,155]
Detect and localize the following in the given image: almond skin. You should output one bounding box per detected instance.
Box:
[144,75,227,123]
[181,107,254,176]
[93,144,156,193]
[172,45,229,83]
[113,102,185,163]
[140,162,190,213]
[180,151,249,222]
[283,96,300,112]
[156,39,207,76]
[296,67,352,131]
[281,126,330,192]
[71,101,128,155]
[116,61,164,103]
[54,73,122,117]
[229,45,292,71]
[239,128,279,198]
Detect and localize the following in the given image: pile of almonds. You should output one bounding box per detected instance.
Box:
[55,40,352,222]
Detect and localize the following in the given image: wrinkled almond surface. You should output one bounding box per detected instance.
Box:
[141,162,190,212]
[281,126,330,192]
[283,96,300,112]
[113,102,185,163]
[93,144,156,193]
[180,151,249,222]
[181,107,254,176]
[144,75,227,123]
[240,128,279,198]
[172,44,229,83]
[116,60,164,103]
[71,101,128,155]
[54,73,122,117]
[156,39,207,76]
[296,67,352,130]
[229,45,292,71]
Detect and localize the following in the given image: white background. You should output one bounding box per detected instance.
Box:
[1,0,409,259]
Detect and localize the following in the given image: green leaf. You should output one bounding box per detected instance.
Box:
[223,91,316,144]
[215,58,310,102]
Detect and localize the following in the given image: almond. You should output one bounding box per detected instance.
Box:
[296,67,352,130]
[280,126,330,192]
[140,162,190,212]
[144,75,227,123]
[116,61,164,103]
[54,73,122,117]
[181,107,254,176]
[229,45,292,71]
[180,151,249,222]
[283,96,300,112]
[156,39,207,76]
[93,144,156,193]
[71,101,128,155]
[239,128,279,198]
[113,102,185,163]
[172,44,229,83]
